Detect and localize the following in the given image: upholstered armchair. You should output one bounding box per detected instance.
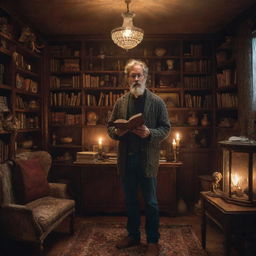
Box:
[0,151,75,253]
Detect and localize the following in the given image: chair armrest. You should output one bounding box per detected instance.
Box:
[0,204,42,241]
[49,182,71,199]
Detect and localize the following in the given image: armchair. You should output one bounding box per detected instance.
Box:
[0,151,75,253]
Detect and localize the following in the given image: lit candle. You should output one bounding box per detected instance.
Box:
[98,137,103,152]
[175,133,180,147]
[172,139,177,151]
[232,173,240,187]
[231,173,244,196]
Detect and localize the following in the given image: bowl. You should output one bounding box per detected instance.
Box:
[60,137,73,144]
[154,47,167,57]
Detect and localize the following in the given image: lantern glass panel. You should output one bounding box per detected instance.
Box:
[231,152,248,200]
[223,149,230,194]
[253,153,256,200]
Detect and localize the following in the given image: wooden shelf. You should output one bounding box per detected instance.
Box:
[0,130,11,135]
[15,89,40,97]
[51,144,83,149]
[14,108,40,112]
[0,47,12,56]
[17,128,41,133]
[0,84,12,90]
[49,87,82,92]
[16,68,39,78]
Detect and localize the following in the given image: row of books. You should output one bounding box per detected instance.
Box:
[49,45,80,57]
[50,59,80,72]
[51,112,82,125]
[15,96,39,109]
[184,94,212,108]
[85,92,126,107]
[184,60,212,73]
[216,93,238,108]
[50,75,80,89]
[183,76,212,88]
[16,113,39,129]
[82,74,119,87]
[13,52,33,72]
[16,74,39,93]
[216,69,236,87]
[187,44,204,56]
[50,92,81,107]
[0,95,9,112]
[0,139,9,163]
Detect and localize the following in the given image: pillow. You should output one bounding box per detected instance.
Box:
[13,158,49,203]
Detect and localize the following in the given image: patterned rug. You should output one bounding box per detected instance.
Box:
[59,222,207,256]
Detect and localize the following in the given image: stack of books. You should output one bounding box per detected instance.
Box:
[74,151,98,163]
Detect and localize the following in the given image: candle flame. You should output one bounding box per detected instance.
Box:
[98,137,102,145]
[232,173,241,187]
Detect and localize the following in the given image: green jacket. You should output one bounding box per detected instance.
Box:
[107,89,171,177]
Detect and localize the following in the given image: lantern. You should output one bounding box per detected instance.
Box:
[219,140,256,206]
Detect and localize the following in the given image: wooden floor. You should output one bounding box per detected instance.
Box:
[0,211,232,256]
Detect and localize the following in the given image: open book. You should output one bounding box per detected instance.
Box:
[110,113,145,131]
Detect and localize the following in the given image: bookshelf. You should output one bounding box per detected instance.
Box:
[215,35,240,143]
[0,7,44,161]
[46,36,216,203]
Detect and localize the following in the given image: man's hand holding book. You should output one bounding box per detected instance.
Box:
[111,113,150,138]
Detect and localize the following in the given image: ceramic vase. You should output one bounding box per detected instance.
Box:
[188,112,198,126]
[201,113,210,127]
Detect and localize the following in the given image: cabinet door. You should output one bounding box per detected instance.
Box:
[81,165,124,214]
[157,167,176,215]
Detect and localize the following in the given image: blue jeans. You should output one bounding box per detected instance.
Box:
[122,154,160,243]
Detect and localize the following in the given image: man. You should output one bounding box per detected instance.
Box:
[107,59,170,256]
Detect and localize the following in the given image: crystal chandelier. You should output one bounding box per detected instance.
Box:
[111,0,144,50]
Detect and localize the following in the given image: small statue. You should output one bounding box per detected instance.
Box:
[208,171,224,197]
[212,172,222,192]
[3,114,20,131]
[18,26,44,53]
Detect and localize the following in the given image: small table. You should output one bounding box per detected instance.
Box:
[200,191,256,256]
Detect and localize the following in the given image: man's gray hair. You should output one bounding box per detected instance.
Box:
[124,59,148,77]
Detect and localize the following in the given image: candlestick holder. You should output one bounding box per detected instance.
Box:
[98,148,104,161]
[173,147,180,162]
[173,148,177,162]
[173,146,180,162]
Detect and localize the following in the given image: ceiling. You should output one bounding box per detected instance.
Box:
[2,0,256,37]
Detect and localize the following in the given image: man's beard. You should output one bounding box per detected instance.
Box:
[130,81,146,98]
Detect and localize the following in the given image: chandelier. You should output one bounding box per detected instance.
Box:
[111,0,144,50]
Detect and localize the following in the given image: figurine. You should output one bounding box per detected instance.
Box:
[3,114,20,131]
[212,171,222,193]
[166,59,174,70]
[208,171,224,197]
[18,26,44,53]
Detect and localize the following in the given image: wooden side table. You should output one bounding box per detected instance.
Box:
[200,191,256,256]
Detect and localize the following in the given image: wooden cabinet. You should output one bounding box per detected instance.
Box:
[0,7,44,161]
[201,192,256,256]
[48,42,83,161]
[50,161,181,216]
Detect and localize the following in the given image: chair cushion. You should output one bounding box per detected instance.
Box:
[13,158,50,203]
[26,196,75,232]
